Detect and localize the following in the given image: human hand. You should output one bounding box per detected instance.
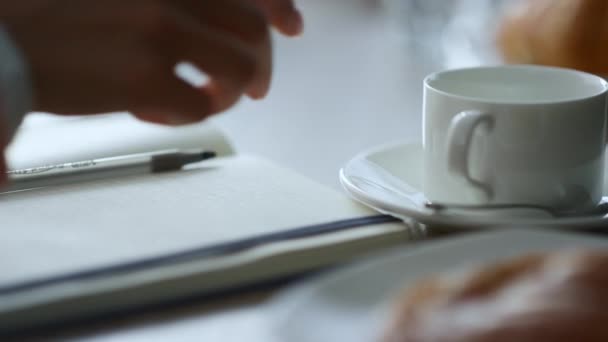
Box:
[0,148,4,183]
[0,0,303,36]
[248,0,303,36]
[2,0,303,126]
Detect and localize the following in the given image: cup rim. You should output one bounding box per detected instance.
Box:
[424,64,608,105]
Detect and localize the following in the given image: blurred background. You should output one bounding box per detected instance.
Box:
[381,0,510,68]
[5,0,539,188]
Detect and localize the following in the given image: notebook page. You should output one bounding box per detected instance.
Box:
[5,112,234,169]
[0,155,387,287]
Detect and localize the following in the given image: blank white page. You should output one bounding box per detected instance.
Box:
[0,156,385,286]
[6,113,234,169]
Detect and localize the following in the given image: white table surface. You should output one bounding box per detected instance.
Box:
[212,0,430,190]
[12,1,481,340]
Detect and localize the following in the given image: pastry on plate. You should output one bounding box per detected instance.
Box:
[383,250,608,342]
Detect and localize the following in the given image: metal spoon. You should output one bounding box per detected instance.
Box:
[424,200,608,219]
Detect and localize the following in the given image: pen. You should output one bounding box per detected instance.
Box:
[3,149,216,193]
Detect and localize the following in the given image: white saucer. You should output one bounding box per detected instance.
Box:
[339,141,608,229]
[272,229,608,342]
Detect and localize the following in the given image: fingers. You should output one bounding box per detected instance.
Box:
[172,0,272,98]
[130,75,213,126]
[123,2,263,123]
[0,151,6,186]
[173,17,259,110]
[249,0,303,36]
[7,0,292,126]
[128,16,259,122]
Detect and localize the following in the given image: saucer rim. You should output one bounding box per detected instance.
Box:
[339,141,608,230]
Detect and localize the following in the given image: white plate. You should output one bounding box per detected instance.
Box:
[339,141,608,229]
[272,229,608,342]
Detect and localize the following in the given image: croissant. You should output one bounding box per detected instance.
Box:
[497,0,608,74]
[383,250,608,342]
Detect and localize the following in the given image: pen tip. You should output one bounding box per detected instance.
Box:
[201,151,216,160]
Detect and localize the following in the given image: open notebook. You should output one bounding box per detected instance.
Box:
[0,113,413,334]
[6,112,235,168]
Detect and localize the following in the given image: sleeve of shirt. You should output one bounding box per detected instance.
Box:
[0,24,33,142]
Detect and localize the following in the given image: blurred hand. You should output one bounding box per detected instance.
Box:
[249,0,303,36]
[1,0,303,126]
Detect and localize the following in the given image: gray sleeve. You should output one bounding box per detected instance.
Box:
[0,25,32,140]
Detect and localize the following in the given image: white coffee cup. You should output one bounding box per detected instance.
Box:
[423,65,608,211]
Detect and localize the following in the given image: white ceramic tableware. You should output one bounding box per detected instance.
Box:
[339,141,608,229]
[273,229,608,342]
[423,65,608,211]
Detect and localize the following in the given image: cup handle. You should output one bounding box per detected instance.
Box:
[446,110,495,200]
